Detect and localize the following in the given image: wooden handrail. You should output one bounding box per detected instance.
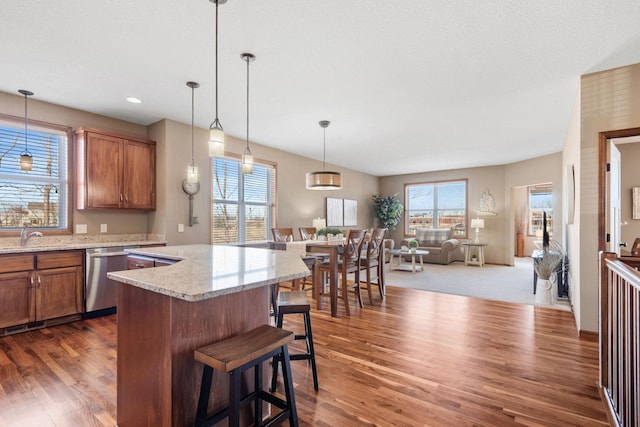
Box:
[599,252,640,427]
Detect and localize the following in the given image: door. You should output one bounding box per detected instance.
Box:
[607,140,622,255]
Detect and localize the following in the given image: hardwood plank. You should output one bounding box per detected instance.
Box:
[0,287,608,426]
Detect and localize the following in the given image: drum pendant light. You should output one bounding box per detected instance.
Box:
[208,0,227,157]
[241,52,255,174]
[186,81,199,183]
[306,120,343,190]
[18,89,34,171]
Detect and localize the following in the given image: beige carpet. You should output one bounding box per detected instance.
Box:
[383,257,571,311]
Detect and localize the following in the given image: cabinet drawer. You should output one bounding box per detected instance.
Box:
[0,254,34,274]
[37,251,83,269]
[128,256,155,269]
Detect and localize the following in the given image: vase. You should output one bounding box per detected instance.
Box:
[516,232,525,257]
[535,278,552,305]
[409,248,416,253]
[549,276,558,304]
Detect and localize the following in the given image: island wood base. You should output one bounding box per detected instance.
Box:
[116,284,269,427]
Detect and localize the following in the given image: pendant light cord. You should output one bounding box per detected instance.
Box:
[191,85,195,165]
[214,0,220,124]
[246,55,250,152]
[23,92,29,153]
[322,127,326,170]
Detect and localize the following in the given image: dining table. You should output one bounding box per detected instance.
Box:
[271,239,345,317]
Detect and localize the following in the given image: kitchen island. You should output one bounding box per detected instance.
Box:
[107,244,309,427]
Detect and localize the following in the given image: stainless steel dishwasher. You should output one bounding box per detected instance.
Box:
[85,246,138,316]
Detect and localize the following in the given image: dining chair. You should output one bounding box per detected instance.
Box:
[318,229,366,316]
[298,227,317,241]
[631,237,640,256]
[359,228,387,304]
[272,227,295,242]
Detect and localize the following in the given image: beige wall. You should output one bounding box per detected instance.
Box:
[1,91,380,242]
[379,156,562,266]
[149,119,380,244]
[562,90,581,329]
[0,91,151,235]
[579,62,640,332]
[505,153,564,260]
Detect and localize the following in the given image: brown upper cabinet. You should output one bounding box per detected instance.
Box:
[75,128,156,210]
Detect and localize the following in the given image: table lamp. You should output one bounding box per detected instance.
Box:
[312,217,326,231]
[470,218,484,243]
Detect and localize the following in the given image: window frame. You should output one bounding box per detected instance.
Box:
[210,154,277,244]
[0,113,72,236]
[527,183,553,237]
[403,178,468,237]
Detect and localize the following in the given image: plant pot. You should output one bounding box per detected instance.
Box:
[516,232,525,257]
[535,278,552,305]
[409,248,416,253]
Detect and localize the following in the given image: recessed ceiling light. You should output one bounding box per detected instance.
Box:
[126,97,142,104]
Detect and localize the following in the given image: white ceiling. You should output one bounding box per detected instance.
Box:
[2,0,640,176]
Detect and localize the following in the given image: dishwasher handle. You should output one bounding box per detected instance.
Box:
[88,251,130,258]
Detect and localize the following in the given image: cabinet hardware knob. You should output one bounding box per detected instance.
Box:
[135,263,144,268]
[37,276,41,287]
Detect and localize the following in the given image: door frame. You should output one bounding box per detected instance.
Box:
[598,127,640,252]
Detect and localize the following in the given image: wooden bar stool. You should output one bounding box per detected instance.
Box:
[194,324,298,427]
[271,291,319,392]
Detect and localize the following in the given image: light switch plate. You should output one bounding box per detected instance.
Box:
[76,224,87,234]
[178,224,184,233]
[100,224,108,233]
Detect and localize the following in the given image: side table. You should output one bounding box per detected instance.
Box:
[463,243,487,267]
[388,249,429,273]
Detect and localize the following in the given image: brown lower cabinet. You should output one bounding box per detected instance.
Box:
[0,251,83,332]
[127,254,176,269]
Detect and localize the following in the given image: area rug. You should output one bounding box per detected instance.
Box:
[383,257,571,311]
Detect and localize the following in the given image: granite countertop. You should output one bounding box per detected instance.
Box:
[107,244,310,302]
[0,234,166,254]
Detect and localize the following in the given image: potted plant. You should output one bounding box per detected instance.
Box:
[316,227,342,241]
[407,238,419,252]
[372,194,404,230]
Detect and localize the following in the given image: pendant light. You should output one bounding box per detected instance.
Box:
[241,52,255,174]
[306,120,343,190]
[186,81,199,183]
[208,0,226,157]
[18,89,34,171]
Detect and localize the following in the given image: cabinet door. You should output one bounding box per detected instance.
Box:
[35,266,83,321]
[122,140,155,209]
[86,133,124,208]
[0,271,35,328]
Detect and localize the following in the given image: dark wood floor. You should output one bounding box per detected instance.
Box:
[0,286,608,426]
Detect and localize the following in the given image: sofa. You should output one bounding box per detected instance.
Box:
[383,238,395,263]
[400,228,462,265]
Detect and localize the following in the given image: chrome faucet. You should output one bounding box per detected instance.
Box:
[20,227,43,247]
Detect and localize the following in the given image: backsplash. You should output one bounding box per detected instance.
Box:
[0,233,166,249]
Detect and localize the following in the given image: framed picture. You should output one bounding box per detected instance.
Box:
[633,187,640,220]
[343,199,357,226]
[327,198,344,226]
